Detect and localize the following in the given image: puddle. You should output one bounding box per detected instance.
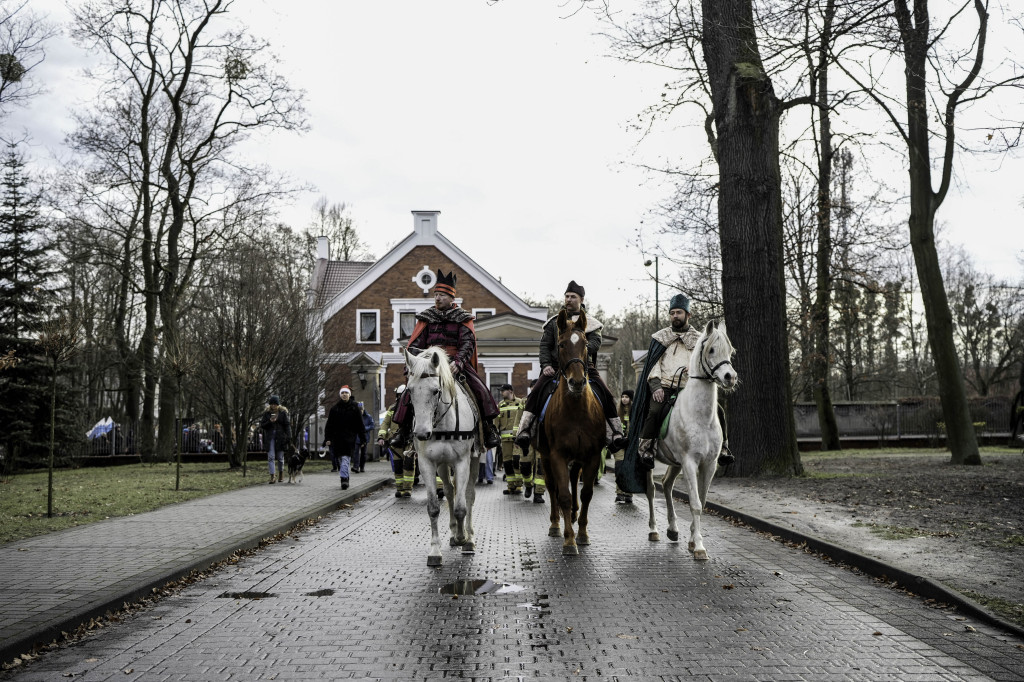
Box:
[305,589,335,597]
[439,579,526,595]
[217,591,275,600]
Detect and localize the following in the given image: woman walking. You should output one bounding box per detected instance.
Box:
[260,395,291,484]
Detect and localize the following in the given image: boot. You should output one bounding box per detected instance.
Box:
[533,492,545,504]
[277,470,284,483]
[483,417,501,449]
[268,473,276,484]
[340,477,349,490]
[514,412,535,449]
[638,438,656,471]
[607,418,627,453]
[718,442,735,466]
[524,484,533,499]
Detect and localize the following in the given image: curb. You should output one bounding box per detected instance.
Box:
[0,477,391,665]
[622,466,1024,640]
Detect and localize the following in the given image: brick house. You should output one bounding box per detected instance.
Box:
[308,210,616,430]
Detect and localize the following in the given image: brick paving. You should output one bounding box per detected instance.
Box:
[2,462,1023,681]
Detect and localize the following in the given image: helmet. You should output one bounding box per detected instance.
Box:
[396,384,407,394]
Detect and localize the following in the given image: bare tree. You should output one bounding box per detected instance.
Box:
[66,0,306,459]
[0,0,56,116]
[310,197,372,262]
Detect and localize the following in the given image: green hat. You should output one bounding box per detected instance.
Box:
[669,293,690,313]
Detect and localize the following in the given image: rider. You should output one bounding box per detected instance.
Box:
[391,269,502,450]
[627,293,734,471]
[514,280,627,453]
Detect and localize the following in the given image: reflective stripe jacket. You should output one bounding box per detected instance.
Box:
[496,397,525,438]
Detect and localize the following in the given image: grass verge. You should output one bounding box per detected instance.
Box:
[959,589,1024,629]
[0,461,334,545]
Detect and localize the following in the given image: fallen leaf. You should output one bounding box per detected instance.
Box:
[735,628,748,632]
[123,669,133,674]
[566,626,573,633]
[722,584,735,590]
[965,625,977,632]
[185,619,191,623]
[872,631,883,636]
[617,634,637,640]
[85,658,98,662]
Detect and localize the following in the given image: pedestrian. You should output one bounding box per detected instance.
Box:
[613,390,635,503]
[324,386,364,490]
[496,383,524,495]
[477,447,495,485]
[259,395,291,484]
[355,402,375,471]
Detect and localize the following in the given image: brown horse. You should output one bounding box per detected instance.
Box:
[537,308,606,555]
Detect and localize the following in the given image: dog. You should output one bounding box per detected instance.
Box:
[287,445,308,484]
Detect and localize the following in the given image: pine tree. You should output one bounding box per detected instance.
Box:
[0,141,53,466]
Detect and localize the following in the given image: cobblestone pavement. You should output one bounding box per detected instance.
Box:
[4,473,1023,681]
[0,462,391,665]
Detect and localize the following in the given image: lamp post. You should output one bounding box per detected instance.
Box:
[357,368,367,390]
[644,256,659,328]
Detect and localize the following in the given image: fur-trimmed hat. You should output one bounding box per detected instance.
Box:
[339,386,352,397]
[669,293,691,313]
[564,280,585,299]
[435,269,457,297]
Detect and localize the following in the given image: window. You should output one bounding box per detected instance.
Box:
[357,310,379,344]
[399,312,417,340]
[489,372,509,403]
[473,308,495,321]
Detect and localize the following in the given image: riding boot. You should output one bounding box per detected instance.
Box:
[277,470,284,483]
[483,417,501,449]
[514,411,535,449]
[607,418,627,453]
[638,438,656,471]
[718,441,735,466]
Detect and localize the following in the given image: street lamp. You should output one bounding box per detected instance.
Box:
[644,256,659,328]
[357,368,367,390]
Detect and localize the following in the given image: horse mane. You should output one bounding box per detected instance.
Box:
[408,345,457,398]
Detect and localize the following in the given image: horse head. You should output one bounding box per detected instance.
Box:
[692,319,738,391]
[403,346,456,440]
[556,309,589,396]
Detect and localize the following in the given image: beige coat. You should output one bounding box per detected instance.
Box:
[647,326,701,391]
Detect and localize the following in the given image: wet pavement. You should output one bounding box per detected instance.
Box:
[3,466,1023,681]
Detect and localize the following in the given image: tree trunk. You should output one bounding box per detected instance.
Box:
[899,0,980,465]
[702,0,801,476]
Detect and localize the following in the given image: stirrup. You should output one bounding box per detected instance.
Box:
[717,443,735,466]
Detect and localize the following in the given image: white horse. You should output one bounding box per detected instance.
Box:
[404,346,482,566]
[645,319,738,560]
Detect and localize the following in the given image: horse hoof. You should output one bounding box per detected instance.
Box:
[427,555,442,567]
[667,530,679,542]
[687,541,696,552]
[577,535,590,546]
[649,532,660,542]
[450,537,461,547]
[461,543,475,554]
[548,527,561,537]
[693,550,709,561]
[562,544,579,556]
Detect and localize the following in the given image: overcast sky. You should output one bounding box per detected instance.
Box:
[7,0,1022,315]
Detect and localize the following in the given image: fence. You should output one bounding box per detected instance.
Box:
[793,397,1013,442]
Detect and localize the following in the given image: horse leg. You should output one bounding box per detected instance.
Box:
[438,464,459,546]
[576,456,599,546]
[461,452,479,554]
[544,455,562,538]
[682,458,708,560]
[569,461,581,524]
[646,467,659,542]
[450,454,471,552]
[663,465,682,542]
[419,457,443,567]
[552,451,578,555]
[691,456,718,560]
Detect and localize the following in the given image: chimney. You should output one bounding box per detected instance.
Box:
[316,235,330,261]
[412,210,440,239]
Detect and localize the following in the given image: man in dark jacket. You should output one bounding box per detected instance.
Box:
[324,386,365,489]
[260,395,291,484]
[514,280,626,453]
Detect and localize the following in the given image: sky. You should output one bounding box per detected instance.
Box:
[6,0,1022,315]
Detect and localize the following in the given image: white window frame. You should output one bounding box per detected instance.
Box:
[472,307,496,320]
[356,309,380,344]
[389,298,462,351]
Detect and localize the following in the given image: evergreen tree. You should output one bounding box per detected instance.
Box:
[0,141,52,465]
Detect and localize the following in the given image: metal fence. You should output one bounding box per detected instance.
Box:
[793,397,1013,441]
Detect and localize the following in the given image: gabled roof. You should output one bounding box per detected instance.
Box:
[315,261,374,308]
[319,218,547,322]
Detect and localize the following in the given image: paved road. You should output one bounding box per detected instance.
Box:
[3,464,1023,681]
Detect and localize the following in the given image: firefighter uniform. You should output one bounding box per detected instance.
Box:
[520,442,546,502]
[378,401,414,497]
[496,390,525,495]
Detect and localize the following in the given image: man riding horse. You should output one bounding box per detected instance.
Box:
[628,293,735,471]
[515,280,627,453]
[391,269,502,449]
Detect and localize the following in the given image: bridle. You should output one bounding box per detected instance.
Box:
[410,368,476,441]
[690,332,735,388]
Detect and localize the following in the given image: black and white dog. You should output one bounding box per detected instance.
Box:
[287,446,308,484]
